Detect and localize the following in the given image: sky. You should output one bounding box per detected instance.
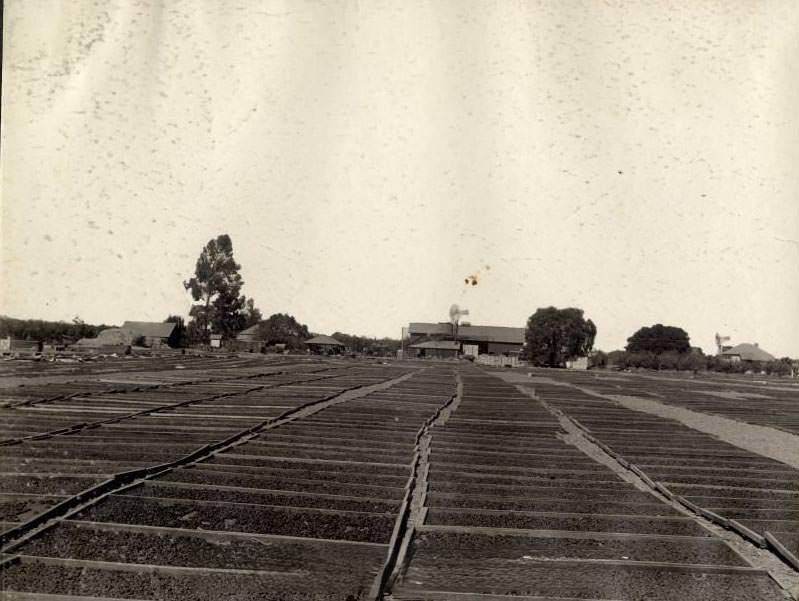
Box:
[2,0,798,356]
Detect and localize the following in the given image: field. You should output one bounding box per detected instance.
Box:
[1,355,798,600]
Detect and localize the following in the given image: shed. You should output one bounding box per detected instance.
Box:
[305,335,345,355]
[121,321,176,348]
[409,339,460,359]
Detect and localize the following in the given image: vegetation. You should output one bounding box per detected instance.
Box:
[0,315,111,343]
[184,234,261,343]
[524,307,596,367]
[164,315,189,348]
[254,313,311,350]
[331,332,401,355]
[626,324,691,354]
[607,350,705,371]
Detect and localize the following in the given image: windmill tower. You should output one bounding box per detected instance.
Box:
[715,333,730,356]
[449,304,470,341]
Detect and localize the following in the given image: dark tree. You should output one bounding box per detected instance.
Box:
[524,307,597,367]
[626,324,690,354]
[240,298,262,330]
[256,313,310,350]
[164,315,188,348]
[332,331,401,355]
[183,235,260,342]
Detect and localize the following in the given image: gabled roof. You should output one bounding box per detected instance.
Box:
[237,323,262,339]
[409,340,461,350]
[305,335,344,346]
[408,322,525,344]
[121,321,176,338]
[721,343,775,362]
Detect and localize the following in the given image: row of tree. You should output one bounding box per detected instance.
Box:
[522,309,793,374]
[0,316,111,344]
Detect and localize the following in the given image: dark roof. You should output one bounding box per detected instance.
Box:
[305,335,344,346]
[408,322,524,344]
[121,321,176,338]
[721,343,775,362]
[409,340,460,350]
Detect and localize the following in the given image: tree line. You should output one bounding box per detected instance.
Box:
[522,307,793,374]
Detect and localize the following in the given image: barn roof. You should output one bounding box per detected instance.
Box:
[408,322,524,344]
[721,343,775,362]
[121,321,176,338]
[305,335,344,346]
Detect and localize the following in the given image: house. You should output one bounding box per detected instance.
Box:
[720,343,775,364]
[404,322,525,358]
[120,321,177,348]
[305,335,345,355]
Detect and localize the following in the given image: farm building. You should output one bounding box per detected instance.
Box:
[720,343,776,364]
[121,321,177,348]
[408,339,460,359]
[305,335,345,355]
[74,321,177,350]
[404,322,525,358]
[0,337,42,355]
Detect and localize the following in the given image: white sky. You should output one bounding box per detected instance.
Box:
[2,1,798,356]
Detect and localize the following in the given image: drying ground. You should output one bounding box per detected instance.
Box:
[1,355,797,600]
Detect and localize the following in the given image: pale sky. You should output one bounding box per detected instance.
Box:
[2,1,798,356]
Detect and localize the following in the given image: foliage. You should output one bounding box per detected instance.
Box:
[164,315,188,348]
[331,332,401,355]
[241,298,262,331]
[255,313,310,350]
[183,235,260,343]
[607,349,706,371]
[523,307,597,367]
[0,315,111,343]
[590,350,607,368]
[626,324,691,354]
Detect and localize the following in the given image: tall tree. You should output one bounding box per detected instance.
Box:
[255,313,310,350]
[183,234,259,342]
[240,298,262,330]
[626,324,690,354]
[524,306,597,367]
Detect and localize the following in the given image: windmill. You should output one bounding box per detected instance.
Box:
[449,304,470,341]
[715,333,731,356]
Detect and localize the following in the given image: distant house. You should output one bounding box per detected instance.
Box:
[120,321,177,348]
[0,337,42,355]
[305,335,345,355]
[720,343,775,364]
[74,321,177,350]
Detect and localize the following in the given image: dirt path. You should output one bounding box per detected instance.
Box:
[498,371,799,469]
[608,393,799,470]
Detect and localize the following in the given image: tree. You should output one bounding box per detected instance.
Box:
[164,315,188,348]
[240,298,262,330]
[626,324,690,354]
[524,307,597,367]
[255,313,310,350]
[183,234,260,343]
